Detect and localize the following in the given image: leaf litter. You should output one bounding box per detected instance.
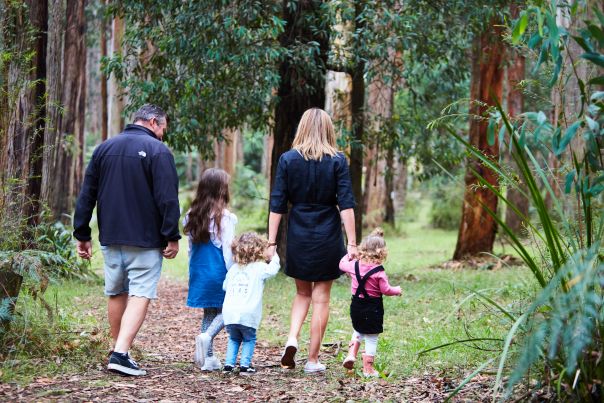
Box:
[1,280,509,402]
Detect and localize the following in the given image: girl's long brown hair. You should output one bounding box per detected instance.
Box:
[184,168,230,244]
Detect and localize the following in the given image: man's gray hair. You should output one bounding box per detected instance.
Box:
[133,104,167,124]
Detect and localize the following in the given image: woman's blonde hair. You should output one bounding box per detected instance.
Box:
[292,108,339,160]
[231,232,268,266]
[358,228,388,264]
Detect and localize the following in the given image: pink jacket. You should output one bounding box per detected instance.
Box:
[339,256,401,298]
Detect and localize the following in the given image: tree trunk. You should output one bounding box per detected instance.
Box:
[72,0,87,201]
[363,72,397,227]
[216,128,239,177]
[349,1,365,239]
[453,22,505,260]
[1,0,48,232]
[325,70,352,135]
[42,0,87,223]
[108,15,124,136]
[504,2,529,235]
[41,0,65,222]
[384,147,396,224]
[270,0,329,263]
[100,0,108,141]
[392,158,407,215]
[262,134,273,181]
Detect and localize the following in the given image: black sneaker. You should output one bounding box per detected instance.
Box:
[107,352,147,376]
[223,365,234,373]
[239,366,256,375]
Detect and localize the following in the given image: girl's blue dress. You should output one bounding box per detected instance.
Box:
[187,241,227,308]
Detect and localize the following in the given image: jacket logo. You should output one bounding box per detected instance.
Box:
[138,151,147,158]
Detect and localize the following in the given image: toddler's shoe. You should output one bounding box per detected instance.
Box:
[343,339,361,370]
[222,365,234,374]
[303,360,326,373]
[200,355,221,371]
[239,366,256,375]
[280,337,298,369]
[361,353,379,378]
[194,333,211,368]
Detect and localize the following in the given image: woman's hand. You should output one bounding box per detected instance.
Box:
[347,244,358,260]
[265,244,277,260]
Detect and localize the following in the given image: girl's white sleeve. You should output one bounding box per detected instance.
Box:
[221,213,237,270]
[261,253,281,280]
[223,269,231,291]
[182,212,191,256]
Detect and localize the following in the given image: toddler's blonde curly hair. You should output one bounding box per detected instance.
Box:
[231,232,268,266]
[358,227,387,264]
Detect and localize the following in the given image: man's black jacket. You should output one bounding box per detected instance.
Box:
[73,124,181,248]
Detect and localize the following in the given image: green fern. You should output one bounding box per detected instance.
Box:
[508,245,603,391]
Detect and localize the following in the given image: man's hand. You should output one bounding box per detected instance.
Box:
[163,240,179,259]
[77,240,92,260]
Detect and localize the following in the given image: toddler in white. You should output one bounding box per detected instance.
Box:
[222,232,280,374]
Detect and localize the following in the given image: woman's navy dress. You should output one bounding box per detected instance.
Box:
[270,150,355,281]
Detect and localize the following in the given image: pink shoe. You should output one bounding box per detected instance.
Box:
[342,340,361,370]
[362,353,379,377]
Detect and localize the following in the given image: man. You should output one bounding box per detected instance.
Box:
[74,104,181,376]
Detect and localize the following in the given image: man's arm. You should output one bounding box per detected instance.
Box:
[73,149,100,260]
[151,151,181,258]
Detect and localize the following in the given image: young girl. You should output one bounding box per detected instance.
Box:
[221,232,280,374]
[339,228,401,377]
[183,168,237,371]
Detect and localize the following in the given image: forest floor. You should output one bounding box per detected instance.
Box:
[2,280,497,402]
[1,201,537,401]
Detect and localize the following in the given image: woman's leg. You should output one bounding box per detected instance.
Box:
[288,280,313,341]
[308,280,333,363]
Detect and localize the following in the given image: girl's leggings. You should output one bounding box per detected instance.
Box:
[352,331,378,356]
[201,308,224,357]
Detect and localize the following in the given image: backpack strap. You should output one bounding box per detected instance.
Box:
[354,263,385,298]
[354,261,367,298]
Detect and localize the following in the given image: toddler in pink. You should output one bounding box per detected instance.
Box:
[339,228,401,377]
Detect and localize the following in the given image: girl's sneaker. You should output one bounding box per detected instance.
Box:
[194,333,211,368]
[200,355,221,371]
[222,365,234,373]
[239,366,256,375]
[303,360,326,373]
[280,338,298,369]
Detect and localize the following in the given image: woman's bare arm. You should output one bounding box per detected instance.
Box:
[267,211,283,258]
[340,208,357,258]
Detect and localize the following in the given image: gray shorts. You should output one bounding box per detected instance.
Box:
[101,245,163,299]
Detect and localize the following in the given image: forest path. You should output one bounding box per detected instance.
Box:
[4,280,492,402]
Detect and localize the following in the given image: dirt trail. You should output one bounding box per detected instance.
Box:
[2,281,492,402]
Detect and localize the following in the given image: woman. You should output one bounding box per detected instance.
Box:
[267,108,357,373]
